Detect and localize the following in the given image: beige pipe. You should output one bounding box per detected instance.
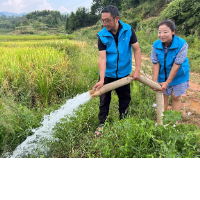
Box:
[89,75,161,97]
[156,91,164,125]
[89,75,164,125]
[89,76,134,97]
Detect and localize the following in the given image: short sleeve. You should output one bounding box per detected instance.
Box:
[130,27,137,44]
[174,43,188,65]
[151,46,159,64]
[98,36,106,51]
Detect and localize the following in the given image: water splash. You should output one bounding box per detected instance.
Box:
[7,92,91,158]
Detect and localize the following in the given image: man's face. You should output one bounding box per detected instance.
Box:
[101,12,119,32]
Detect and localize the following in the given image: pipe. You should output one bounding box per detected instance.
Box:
[89,75,161,97]
[89,75,164,125]
[89,76,134,97]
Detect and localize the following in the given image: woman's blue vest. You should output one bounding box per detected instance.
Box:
[153,35,190,86]
[97,20,132,78]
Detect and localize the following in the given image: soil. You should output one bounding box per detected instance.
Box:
[133,54,200,128]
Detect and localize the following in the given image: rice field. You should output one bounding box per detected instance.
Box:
[0,34,73,42]
[0,35,99,155]
[0,38,90,107]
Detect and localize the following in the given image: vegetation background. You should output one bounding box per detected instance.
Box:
[0,0,200,158]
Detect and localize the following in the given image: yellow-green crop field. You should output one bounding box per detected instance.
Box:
[0,35,99,155]
[0,34,73,41]
[0,36,96,107]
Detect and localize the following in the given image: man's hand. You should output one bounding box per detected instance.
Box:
[93,80,104,90]
[129,69,140,80]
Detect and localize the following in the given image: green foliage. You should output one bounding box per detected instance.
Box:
[102,0,122,9]
[0,36,99,156]
[66,7,99,33]
[155,0,200,35]
[0,10,67,35]
[0,15,22,30]
[41,32,48,36]
[26,10,66,27]
[22,18,29,26]
[0,95,44,155]
[92,112,200,158]
[47,82,200,158]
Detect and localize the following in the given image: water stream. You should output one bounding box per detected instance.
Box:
[6,92,91,158]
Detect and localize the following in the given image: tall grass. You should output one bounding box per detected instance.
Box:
[0,46,69,106]
[0,34,73,41]
[0,36,99,155]
[0,39,98,107]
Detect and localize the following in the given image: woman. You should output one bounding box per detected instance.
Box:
[151,19,190,111]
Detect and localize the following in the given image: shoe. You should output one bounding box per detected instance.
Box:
[94,124,104,137]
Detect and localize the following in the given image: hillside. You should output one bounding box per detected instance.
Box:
[0,11,27,17]
[0,10,68,35]
[0,0,200,37]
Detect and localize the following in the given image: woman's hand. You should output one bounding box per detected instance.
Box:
[158,82,168,92]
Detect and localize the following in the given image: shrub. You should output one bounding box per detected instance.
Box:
[41,32,48,36]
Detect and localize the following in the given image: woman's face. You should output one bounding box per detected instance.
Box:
[158,24,175,46]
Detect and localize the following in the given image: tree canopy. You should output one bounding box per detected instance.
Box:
[1,0,200,36]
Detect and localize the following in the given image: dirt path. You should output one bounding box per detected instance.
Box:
[133,54,200,128]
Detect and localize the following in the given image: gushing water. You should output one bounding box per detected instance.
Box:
[7,92,91,158]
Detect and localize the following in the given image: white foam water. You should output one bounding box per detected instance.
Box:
[7,92,91,158]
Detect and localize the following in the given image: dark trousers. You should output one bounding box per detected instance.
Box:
[99,76,131,125]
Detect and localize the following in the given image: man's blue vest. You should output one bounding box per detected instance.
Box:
[153,35,190,86]
[97,20,132,78]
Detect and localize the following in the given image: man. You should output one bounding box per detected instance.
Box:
[93,5,141,136]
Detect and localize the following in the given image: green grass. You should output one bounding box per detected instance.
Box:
[0,35,99,156]
[47,82,200,158]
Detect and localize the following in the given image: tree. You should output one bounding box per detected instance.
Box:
[46,14,55,26]
[102,0,122,9]
[91,0,103,14]
[157,0,200,35]
[65,14,69,31]
[22,18,29,25]
[68,12,76,31]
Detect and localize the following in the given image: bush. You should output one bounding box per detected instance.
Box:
[41,32,48,36]
[92,111,200,158]
[154,0,200,36]
[47,92,200,158]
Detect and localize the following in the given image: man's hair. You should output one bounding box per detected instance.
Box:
[101,5,120,18]
[158,19,176,33]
